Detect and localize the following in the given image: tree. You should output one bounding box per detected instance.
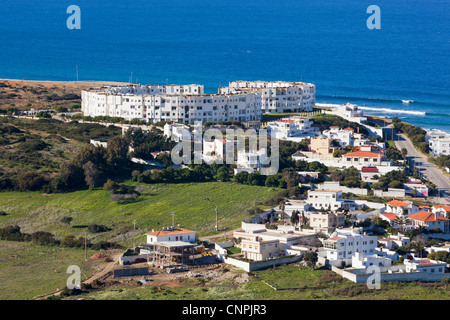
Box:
[303,251,318,269]
[105,136,129,171]
[291,210,300,226]
[401,148,408,159]
[394,217,410,234]
[83,161,99,190]
[411,235,427,258]
[215,166,230,182]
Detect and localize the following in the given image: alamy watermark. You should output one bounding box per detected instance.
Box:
[67,5,81,30]
[66,265,81,290]
[367,5,381,30]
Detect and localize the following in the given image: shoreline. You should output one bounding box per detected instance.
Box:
[0,78,444,133]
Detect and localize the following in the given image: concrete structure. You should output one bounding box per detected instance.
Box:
[373,188,406,198]
[316,181,369,196]
[220,80,316,113]
[426,129,450,157]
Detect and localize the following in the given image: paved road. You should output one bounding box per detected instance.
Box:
[394,130,450,202]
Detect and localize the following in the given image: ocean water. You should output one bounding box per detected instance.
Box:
[0,0,449,132]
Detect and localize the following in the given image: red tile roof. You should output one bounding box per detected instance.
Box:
[361,166,379,173]
[408,211,450,222]
[380,213,399,221]
[344,151,383,158]
[327,237,343,241]
[146,228,195,237]
[387,200,411,208]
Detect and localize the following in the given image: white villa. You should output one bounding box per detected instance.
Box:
[385,199,420,218]
[267,116,319,141]
[322,127,370,148]
[146,227,196,244]
[309,211,345,234]
[325,103,367,124]
[323,229,378,266]
[163,123,191,142]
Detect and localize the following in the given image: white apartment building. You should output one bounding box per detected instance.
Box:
[82,84,262,124]
[307,189,343,211]
[426,129,450,157]
[323,229,378,266]
[219,80,316,113]
[267,116,319,141]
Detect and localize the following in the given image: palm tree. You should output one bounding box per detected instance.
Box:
[394,217,410,234]
[411,235,427,258]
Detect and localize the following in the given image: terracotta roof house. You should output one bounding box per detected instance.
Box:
[408,211,450,233]
[385,200,419,217]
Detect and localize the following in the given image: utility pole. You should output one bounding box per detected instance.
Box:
[215,205,219,232]
[133,219,136,249]
[84,230,87,261]
[76,65,78,82]
[171,212,176,227]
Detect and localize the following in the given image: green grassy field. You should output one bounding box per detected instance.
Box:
[0,182,280,245]
[71,265,450,300]
[0,241,102,300]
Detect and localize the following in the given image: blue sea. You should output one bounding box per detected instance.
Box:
[0,0,449,132]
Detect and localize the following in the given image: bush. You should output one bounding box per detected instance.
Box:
[87,224,110,233]
[31,231,57,245]
[0,225,29,241]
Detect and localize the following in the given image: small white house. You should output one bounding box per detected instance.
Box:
[146,227,196,244]
[351,252,392,269]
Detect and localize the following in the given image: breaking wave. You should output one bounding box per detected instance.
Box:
[315,103,426,116]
